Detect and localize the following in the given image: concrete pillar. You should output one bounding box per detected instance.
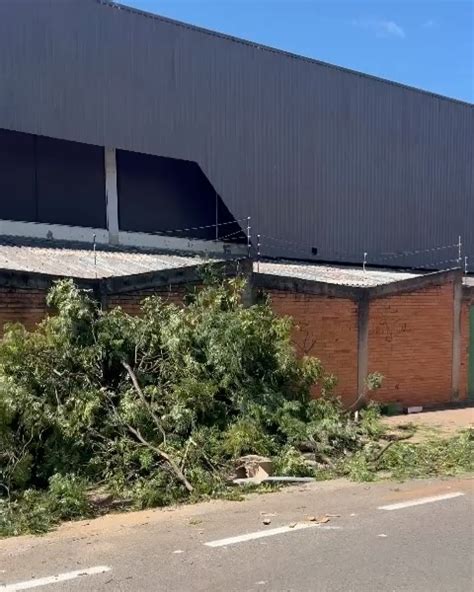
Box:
[105,148,119,244]
[356,295,370,407]
[451,274,462,400]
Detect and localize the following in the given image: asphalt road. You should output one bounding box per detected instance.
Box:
[1,477,473,592]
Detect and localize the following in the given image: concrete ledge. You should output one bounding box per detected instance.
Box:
[103,258,251,294]
[0,218,246,257]
[254,269,463,301]
[0,268,97,291]
[118,230,246,257]
[253,273,365,300]
[0,219,108,245]
[0,258,252,295]
[366,268,462,300]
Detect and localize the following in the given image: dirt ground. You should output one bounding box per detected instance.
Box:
[383,408,473,441]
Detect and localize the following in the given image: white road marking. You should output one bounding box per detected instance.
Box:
[205,523,341,547]
[0,566,111,591]
[378,491,465,511]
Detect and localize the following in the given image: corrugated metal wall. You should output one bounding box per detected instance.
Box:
[0,0,472,267]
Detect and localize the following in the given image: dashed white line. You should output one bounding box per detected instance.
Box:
[205,523,341,547]
[378,491,465,511]
[0,566,111,591]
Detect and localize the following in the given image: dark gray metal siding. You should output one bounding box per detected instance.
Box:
[0,0,472,265]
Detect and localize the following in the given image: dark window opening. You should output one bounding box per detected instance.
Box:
[117,149,244,242]
[36,136,105,227]
[0,128,106,228]
[0,129,36,221]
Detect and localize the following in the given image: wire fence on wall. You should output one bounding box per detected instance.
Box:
[254,233,467,273]
[145,219,468,273]
[82,212,469,275]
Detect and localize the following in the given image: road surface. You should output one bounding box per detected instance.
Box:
[1,477,473,591]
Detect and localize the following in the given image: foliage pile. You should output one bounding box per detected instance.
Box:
[0,276,472,536]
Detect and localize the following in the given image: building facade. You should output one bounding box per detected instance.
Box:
[0,0,472,265]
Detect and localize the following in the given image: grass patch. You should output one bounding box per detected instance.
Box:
[344,429,473,482]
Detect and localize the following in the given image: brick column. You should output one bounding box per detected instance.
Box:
[356,294,369,406]
[451,274,462,400]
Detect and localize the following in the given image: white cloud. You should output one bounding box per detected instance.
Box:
[422,19,436,28]
[352,18,406,39]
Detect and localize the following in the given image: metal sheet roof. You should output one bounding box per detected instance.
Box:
[0,239,423,288]
[256,261,419,288]
[0,242,212,279]
[1,240,469,291]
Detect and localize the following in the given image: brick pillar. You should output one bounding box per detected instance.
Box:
[451,273,463,400]
[356,294,369,407]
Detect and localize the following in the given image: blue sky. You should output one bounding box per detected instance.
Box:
[123,0,473,103]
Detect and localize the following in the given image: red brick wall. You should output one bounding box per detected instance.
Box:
[0,288,48,334]
[267,291,359,405]
[368,282,455,407]
[0,286,192,334]
[460,294,474,400]
[107,285,196,315]
[0,278,468,410]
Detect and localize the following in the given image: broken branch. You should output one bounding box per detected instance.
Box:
[371,433,413,464]
[126,424,194,493]
[122,360,167,445]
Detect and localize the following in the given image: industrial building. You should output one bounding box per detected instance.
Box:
[0,0,473,408]
[0,0,472,267]
[1,241,473,408]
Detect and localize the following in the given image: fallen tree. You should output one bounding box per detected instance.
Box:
[1,275,470,536]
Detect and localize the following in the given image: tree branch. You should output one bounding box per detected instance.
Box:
[125,424,194,493]
[122,361,166,445]
[371,433,413,464]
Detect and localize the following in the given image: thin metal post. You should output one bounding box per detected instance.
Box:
[464,256,469,275]
[458,235,462,266]
[246,216,251,258]
[363,252,367,272]
[256,234,261,273]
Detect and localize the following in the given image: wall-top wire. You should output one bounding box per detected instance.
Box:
[254,233,467,273]
[149,218,247,238]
